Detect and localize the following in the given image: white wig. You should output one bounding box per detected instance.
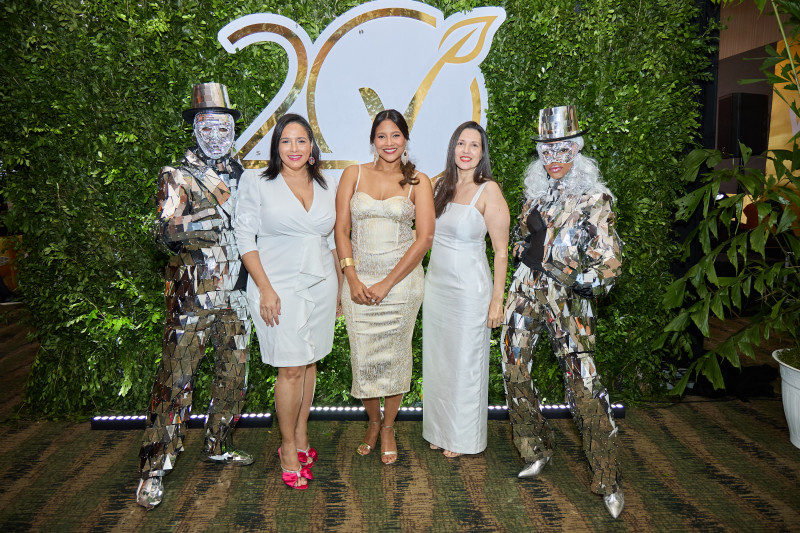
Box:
[523,136,613,201]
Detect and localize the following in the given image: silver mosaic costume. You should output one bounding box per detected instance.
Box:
[139,146,251,478]
[501,180,623,495]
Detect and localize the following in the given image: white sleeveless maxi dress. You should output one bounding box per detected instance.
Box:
[422,183,492,454]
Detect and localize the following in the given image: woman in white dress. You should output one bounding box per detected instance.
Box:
[422,121,510,457]
[235,114,342,489]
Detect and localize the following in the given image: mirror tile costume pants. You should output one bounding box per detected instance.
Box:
[138,282,250,478]
[501,264,621,495]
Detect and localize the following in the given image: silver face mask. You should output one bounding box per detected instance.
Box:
[536,141,578,165]
[194,112,235,159]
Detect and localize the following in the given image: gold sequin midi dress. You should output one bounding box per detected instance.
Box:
[342,167,424,399]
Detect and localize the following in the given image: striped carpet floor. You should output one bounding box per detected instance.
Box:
[0,397,798,532]
[2,307,799,531]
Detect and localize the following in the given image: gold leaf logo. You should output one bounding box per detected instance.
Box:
[218,1,506,174]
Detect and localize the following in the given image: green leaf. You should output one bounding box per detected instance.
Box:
[690,298,711,337]
[770,296,788,319]
[738,78,768,85]
[742,275,752,298]
[756,201,774,224]
[675,187,708,220]
[710,292,725,319]
[726,242,739,271]
[652,331,669,350]
[779,186,800,208]
[707,151,723,169]
[665,311,691,333]
[663,278,687,309]
[668,365,695,396]
[730,279,743,310]
[697,352,725,390]
[750,227,767,257]
[736,335,755,361]
[716,336,740,368]
[706,260,718,285]
[739,141,753,163]
[681,148,717,182]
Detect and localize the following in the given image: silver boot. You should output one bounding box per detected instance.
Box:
[136,476,163,509]
[205,448,254,466]
[604,490,624,519]
[518,456,550,478]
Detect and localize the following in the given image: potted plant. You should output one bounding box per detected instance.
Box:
[773,348,800,447]
[656,0,800,448]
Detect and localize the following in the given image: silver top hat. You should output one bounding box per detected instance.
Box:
[182,82,241,123]
[532,105,587,142]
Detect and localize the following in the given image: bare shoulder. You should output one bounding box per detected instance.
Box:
[409,171,433,208]
[482,181,511,234]
[481,181,508,209]
[341,164,360,179]
[415,171,432,190]
[483,180,505,199]
[339,164,360,189]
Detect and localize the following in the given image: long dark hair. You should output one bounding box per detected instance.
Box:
[433,121,493,218]
[370,109,418,187]
[261,113,326,188]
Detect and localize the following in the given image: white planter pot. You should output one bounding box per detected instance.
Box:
[773,349,800,449]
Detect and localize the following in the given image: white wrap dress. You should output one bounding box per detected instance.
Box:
[234,173,338,367]
[422,183,492,454]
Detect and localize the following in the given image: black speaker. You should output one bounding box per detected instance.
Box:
[717,93,769,158]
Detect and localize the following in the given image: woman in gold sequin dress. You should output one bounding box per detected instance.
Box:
[334,109,434,464]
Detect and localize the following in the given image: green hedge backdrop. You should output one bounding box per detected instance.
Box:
[0,0,714,416]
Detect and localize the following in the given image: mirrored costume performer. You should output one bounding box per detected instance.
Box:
[136,83,252,509]
[501,105,625,518]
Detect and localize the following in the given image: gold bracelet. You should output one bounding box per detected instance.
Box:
[339,257,355,269]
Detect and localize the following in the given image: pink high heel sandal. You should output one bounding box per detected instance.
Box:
[297,446,318,467]
[278,447,313,480]
[281,467,308,490]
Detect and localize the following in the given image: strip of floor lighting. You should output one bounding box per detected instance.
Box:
[91,404,623,430]
[91,412,273,430]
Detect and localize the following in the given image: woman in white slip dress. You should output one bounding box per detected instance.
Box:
[335,109,434,465]
[422,122,510,457]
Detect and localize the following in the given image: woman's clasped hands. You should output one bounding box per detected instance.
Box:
[347,277,389,306]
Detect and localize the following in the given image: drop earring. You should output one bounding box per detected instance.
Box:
[401,148,409,165]
[308,156,316,165]
[372,146,379,166]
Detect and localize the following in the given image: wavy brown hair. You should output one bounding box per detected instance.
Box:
[370,109,418,187]
[261,113,326,188]
[433,121,493,218]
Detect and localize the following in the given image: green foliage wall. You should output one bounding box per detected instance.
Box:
[0,0,713,416]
